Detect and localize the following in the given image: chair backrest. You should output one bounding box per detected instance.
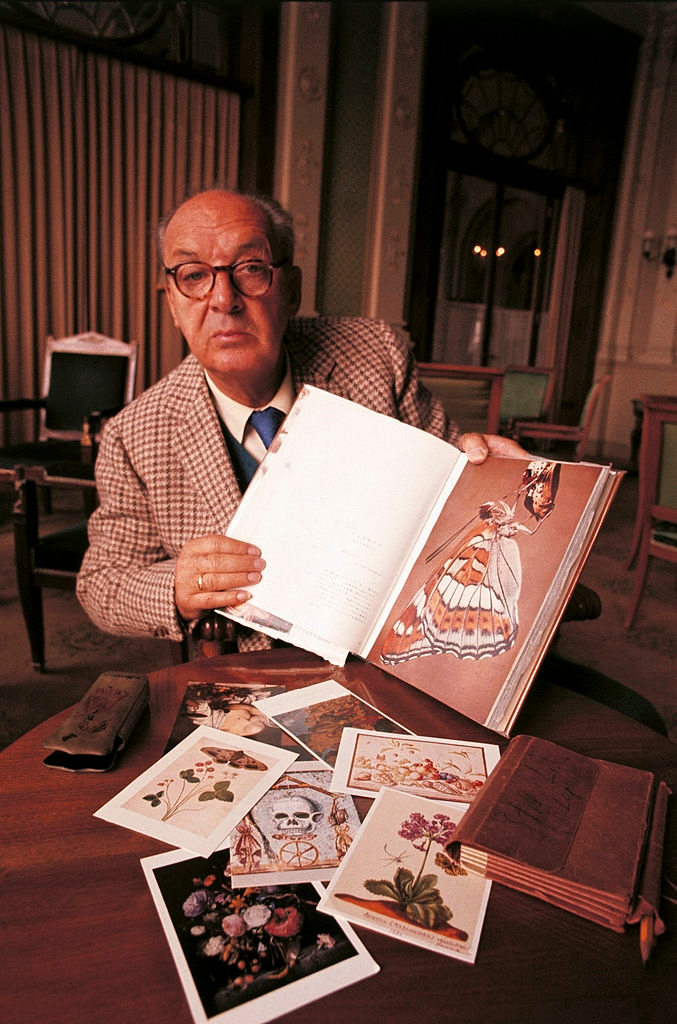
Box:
[40,332,138,441]
[658,421,677,510]
[574,374,611,459]
[418,363,505,434]
[624,396,677,628]
[499,366,555,427]
[640,401,677,518]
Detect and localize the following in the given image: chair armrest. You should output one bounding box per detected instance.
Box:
[512,422,581,439]
[0,398,46,413]
[83,405,124,436]
[500,413,544,436]
[13,476,40,558]
[14,461,96,489]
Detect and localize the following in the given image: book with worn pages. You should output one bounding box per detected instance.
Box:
[450,734,669,934]
[218,385,622,735]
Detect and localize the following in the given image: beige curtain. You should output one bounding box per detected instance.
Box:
[0,22,239,443]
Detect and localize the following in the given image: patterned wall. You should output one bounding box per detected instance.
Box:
[275,1,426,330]
[316,3,381,316]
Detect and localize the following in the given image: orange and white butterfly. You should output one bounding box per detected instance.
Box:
[380,460,560,664]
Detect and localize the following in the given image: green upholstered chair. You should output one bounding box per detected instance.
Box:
[418,362,505,434]
[625,395,677,628]
[499,365,555,434]
[511,374,611,462]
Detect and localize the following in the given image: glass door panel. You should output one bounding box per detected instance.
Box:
[431,172,559,367]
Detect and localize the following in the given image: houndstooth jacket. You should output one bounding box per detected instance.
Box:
[76,317,461,647]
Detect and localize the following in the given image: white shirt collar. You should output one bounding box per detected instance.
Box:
[205,358,295,449]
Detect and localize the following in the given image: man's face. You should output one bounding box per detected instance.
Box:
[162,191,301,405]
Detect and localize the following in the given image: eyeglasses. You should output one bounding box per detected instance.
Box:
[165,259,287,300]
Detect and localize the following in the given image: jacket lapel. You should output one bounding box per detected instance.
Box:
[169,328,353,537]
[172,360,243,531]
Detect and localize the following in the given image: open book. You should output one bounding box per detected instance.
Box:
[218,385,622,735]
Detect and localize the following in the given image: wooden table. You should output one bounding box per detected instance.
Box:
[2,649,676,1024]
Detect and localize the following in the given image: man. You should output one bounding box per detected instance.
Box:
[77,188,524,650]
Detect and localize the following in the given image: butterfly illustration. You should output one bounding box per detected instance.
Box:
[380,460,560,664]
[435,848,468,877]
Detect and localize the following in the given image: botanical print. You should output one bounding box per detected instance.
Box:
[254,680,410,768]
[319,788,491,963]
[142,847,378,1024]
[142,747,267,823]
[331,728,500,803]
[94,725,297,857]
[229,765,362,886]
[164,681,313,761]
[364,809,466,931]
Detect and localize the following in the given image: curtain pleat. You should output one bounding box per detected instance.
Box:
[0,22,240,442]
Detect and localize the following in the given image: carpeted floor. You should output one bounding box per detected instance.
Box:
[552,474,677,741]
[0,473,675,751]
[0,487,176,750]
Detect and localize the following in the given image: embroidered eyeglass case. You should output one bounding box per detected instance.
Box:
[42,672,149,772]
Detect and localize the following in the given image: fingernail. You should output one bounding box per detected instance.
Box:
[247,571,262,582]
[252,557,265,569]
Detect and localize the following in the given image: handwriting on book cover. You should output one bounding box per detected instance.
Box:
[463,745,600,871]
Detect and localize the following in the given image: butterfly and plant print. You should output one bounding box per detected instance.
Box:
[380,460,560,664]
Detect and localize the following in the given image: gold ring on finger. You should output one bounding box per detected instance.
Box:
[197,573,204,592]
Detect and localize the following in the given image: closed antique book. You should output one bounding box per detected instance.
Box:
[450,734,669,933]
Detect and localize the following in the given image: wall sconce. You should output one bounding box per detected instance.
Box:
[663,227,677,278]
[642,228,677,277]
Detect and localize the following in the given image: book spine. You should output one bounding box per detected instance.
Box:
[626,779,670,929]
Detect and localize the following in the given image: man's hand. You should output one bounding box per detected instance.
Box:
[175,535,265,621]
[459,432,530,463]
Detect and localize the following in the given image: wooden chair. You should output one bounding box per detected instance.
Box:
[0,331,137,505]
[624,394,677,629]
[498,365,555,434]
[418,362,504,434]
[511,374,611,462]
[12,468,93,671]
[12,463,235,671]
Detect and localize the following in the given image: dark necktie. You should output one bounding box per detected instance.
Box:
[248,407,285,449]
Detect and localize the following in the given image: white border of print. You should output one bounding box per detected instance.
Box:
[254,680,411,767]
[331,728,500,805]
[142,846,379,1024]
[94,725,297,856]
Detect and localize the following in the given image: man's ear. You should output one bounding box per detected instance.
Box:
[164,282,181,329]
[287,265,302,317]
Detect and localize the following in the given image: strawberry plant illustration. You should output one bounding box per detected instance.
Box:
[143,758,234,821]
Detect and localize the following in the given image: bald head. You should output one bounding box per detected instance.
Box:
[159,189,296,267]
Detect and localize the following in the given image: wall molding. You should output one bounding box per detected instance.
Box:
[274,1,331,316]
[363,2,426,328]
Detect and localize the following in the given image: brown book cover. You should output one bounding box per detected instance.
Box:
[450,735,668,933]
